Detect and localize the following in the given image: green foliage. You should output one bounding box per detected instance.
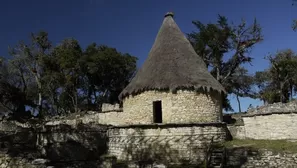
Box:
[188,15,263,111]
[227,67,256,112]
[230,67,256,98]
[0,31,137,119]
[81,45,137,104]
[79,44,137,109]
[255,49,297,104]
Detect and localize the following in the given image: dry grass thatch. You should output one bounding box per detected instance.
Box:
[119,12,225,100]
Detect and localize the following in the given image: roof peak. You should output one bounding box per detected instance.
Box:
[119,11,225,99]
[164,12,174,18]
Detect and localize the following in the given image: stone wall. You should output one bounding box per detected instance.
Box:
[246,100,297,115]
[0,119,228,167]
[0,121,109,168]
[242,113,297,140]
[108,123,227,165]
[122,90,222,125]
[101,103,122,112]
[4,118,297,168]
[227,125,246,140]
[226,101,297,140]
[227,147,297,168]
[45,111,127,126]
[45,90,222,126]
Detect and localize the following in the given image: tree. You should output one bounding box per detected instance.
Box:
[253,71,274,104]
[51,38,83,113]
[8,31,52,118]
[0,57,35,121]
[1,31,138,119]
[188,15,263,111]
[227,67,256,112]
[254,49,297,104]
[80,44,137,109]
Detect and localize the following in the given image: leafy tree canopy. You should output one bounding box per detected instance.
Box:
[188,15,263,111]
[0,31,137,120]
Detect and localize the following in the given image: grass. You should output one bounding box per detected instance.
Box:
[224,139,297,153]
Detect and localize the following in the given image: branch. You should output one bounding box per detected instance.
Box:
[0,102,14,113]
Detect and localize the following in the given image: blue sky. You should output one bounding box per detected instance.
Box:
[0,0,296,112]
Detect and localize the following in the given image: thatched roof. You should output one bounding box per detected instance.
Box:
[119,12,225,100]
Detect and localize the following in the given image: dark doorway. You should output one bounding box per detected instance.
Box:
[153,101,162,123]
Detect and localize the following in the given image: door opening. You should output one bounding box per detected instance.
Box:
[153,101,162,123]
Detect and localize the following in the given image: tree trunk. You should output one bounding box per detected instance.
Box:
[290,84,293,101]
[216,67,220,81]
[34,74,43,118]
[87,86,92,109]
[280,82,284,103]
[236,94,242,113]
[75,92,78,113]
[38,92,43,116]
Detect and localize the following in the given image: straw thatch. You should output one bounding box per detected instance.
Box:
[119,12,225,100]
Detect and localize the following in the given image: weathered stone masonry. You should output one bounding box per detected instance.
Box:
[3,118,297,168]
[122,90,222,124]
[243,113,297,140]
[0,120,228,167]
[108,123,226,164]
[0,121,109,168]
[227,147,297,168]
[48,90,222,126]
[227,101,297,140]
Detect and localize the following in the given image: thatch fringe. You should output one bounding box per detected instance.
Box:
[119,13,225,100]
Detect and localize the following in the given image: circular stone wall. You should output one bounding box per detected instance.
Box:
[122,90,222,125]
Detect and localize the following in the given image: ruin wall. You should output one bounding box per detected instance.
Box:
[227,100,297,140]
[227,147,297,168]
[122,90,222,124]
[46,89,223,126]
[108,123,227,165]
[0,113,227,167]
[0,121,109,168]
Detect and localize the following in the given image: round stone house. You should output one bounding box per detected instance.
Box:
[118,12,226,125]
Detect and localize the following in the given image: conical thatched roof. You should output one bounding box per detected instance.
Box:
[119,12,225,100]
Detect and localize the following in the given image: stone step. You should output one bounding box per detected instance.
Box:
[213,166,222,168]
[211,160,223,165]
[209,155,224,167]
[209,164,222,168]
[209,147,225,168]
[212,149,224,153]
[211,152,223,156]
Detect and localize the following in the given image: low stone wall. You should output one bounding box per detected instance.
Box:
[108,123,227,166]
[101,103,122,112]
[225,101,297,140]
[227,147,297,168]
[45,111,128,126]
[242,113,297,140]
[227,125,246,140]
[47,95,223,126]
[0,120,228,167]
[227,112,297,140]
[246,100,297,115]
[0,121,109,168]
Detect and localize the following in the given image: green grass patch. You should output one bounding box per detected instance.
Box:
[224,139,297,153]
